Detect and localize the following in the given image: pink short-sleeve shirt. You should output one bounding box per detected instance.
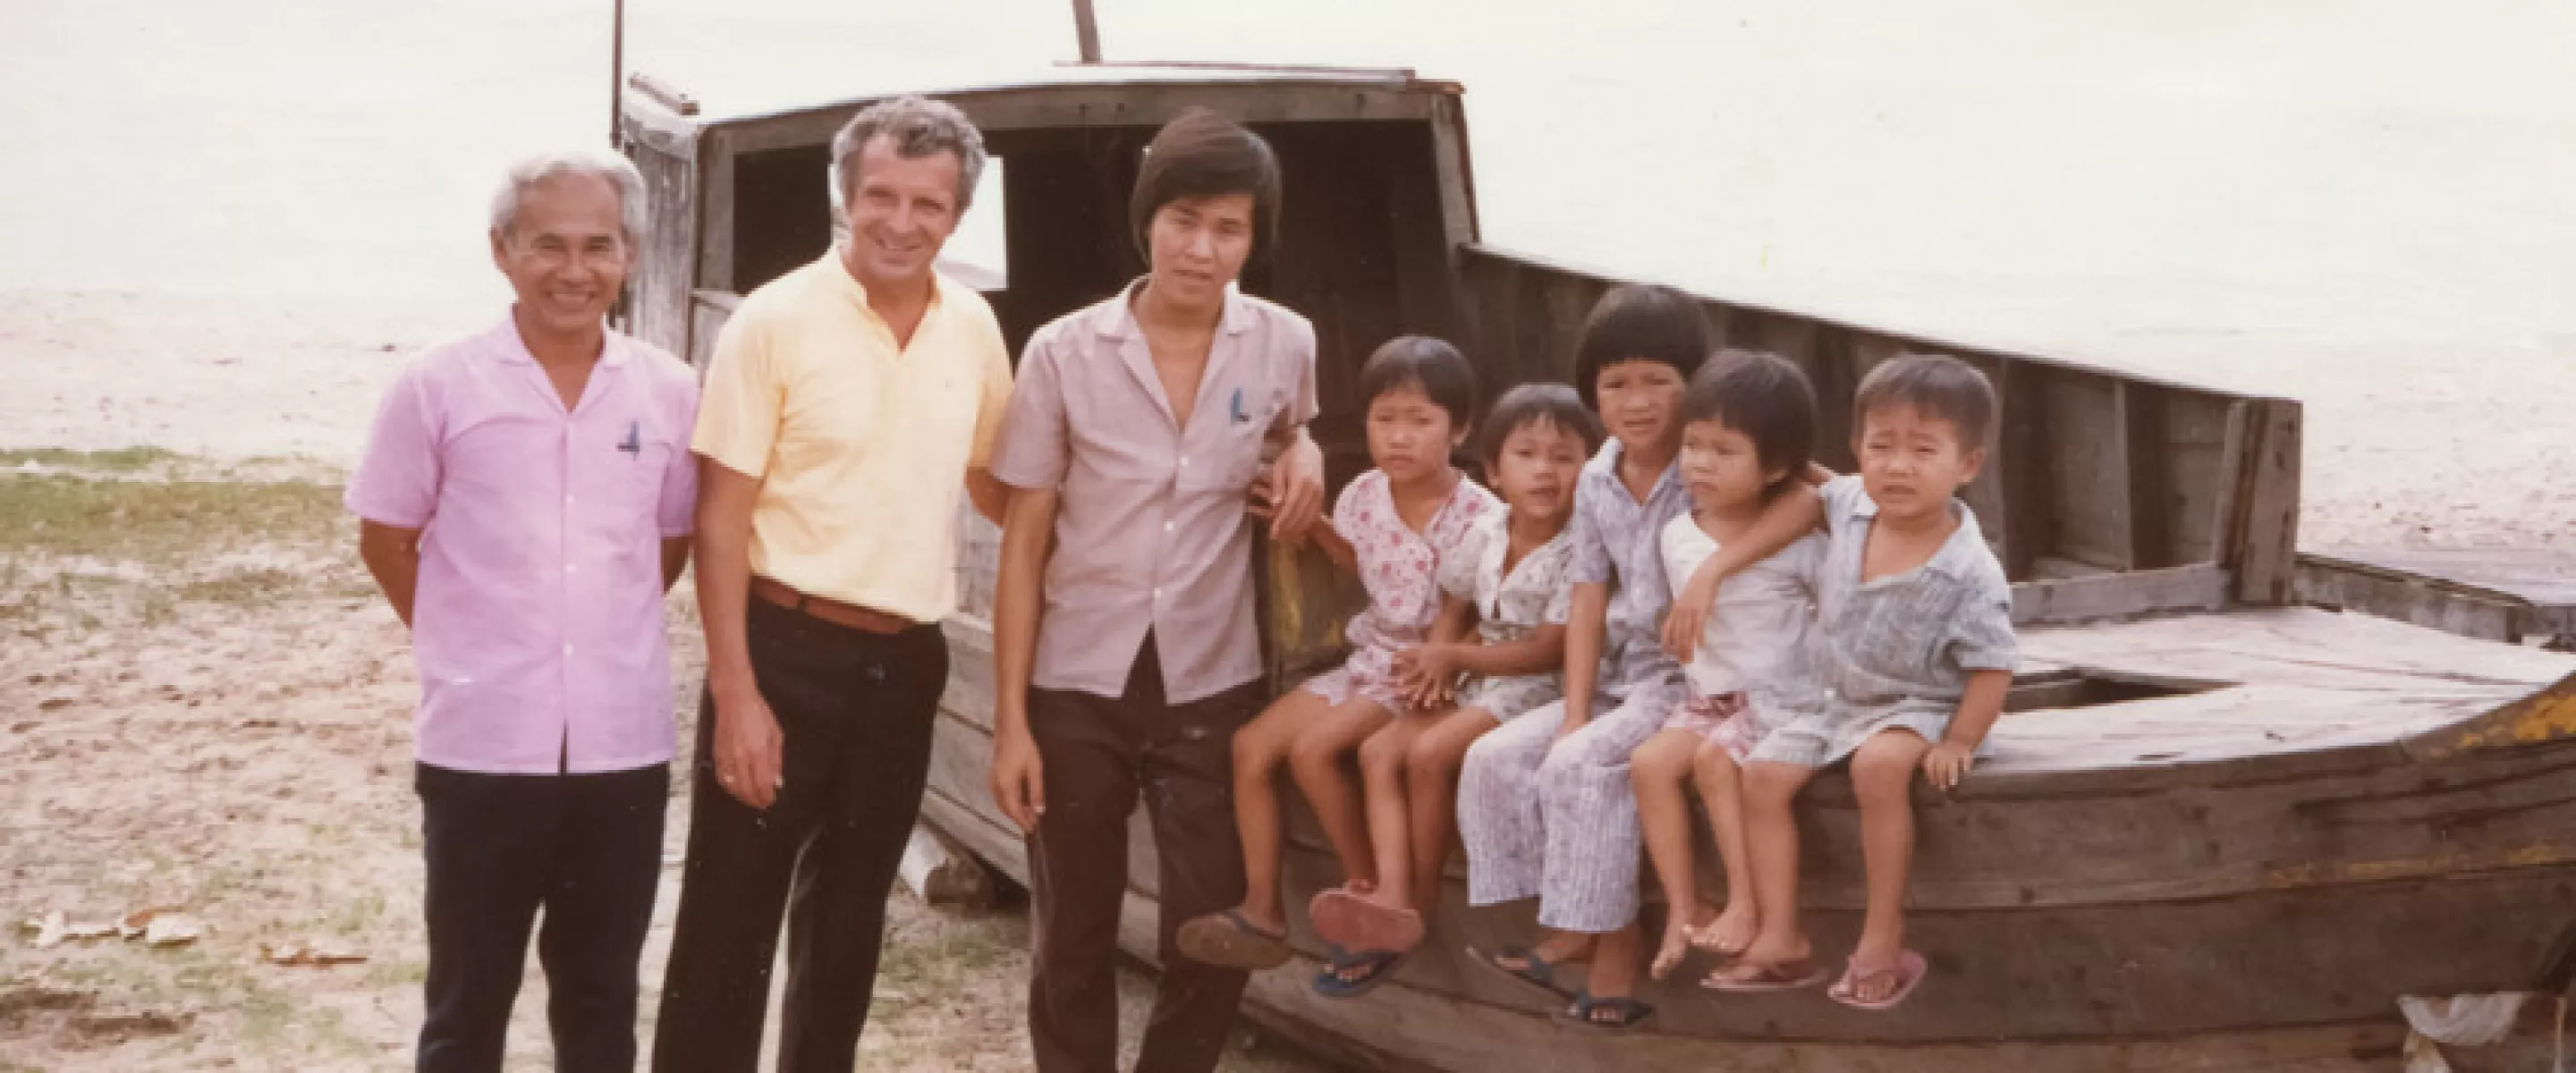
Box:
[345,317,699,774]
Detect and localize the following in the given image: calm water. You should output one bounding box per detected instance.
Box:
[4,0,2571,538]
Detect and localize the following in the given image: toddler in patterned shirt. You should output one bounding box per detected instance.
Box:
[1712,353,2019,1012]
[1177,336,1498,979]
[1297,384,1605,998]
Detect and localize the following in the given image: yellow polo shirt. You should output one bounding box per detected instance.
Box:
[691,253,1013,622]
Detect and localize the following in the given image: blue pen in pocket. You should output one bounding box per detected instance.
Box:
[618,420,640,456]
[1229,387,1246,425]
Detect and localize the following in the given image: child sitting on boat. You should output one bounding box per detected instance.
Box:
[1630,350,1827,986]
[1177,336,1500,974]
[1454,286,1818,1033]
[1301,384,1603,998]
[1708,353,2018,1011]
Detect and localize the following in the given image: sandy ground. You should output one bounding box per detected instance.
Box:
[0,454,1332,1071]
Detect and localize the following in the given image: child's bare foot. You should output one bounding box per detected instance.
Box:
[1702,934,1824,992]
[1649,917,1693,981]
[1687,900,1758,958]
[1496,930,1593,973]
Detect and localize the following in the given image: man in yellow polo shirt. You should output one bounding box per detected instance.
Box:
[652,96,1013,1072]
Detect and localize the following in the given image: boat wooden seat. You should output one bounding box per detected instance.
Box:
[1985,606,2576,779]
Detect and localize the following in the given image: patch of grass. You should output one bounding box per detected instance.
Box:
[0,473,347,563]
[174,568,306,608]
[0,447,182,473]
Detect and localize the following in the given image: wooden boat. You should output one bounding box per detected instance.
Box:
[617,65,2576,1070]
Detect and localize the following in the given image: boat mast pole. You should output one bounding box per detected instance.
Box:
[608,0,625,147]
[1071,0,1102,63]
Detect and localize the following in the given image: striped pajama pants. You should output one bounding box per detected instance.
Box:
[1455,673,1686,934]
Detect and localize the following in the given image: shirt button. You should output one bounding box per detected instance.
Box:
[564,563,576,573]
[1153,587,1165,601]
[1179,456,1191,468]
[563,643,574,655]
[564,494,574,506]
[1163,520,1175,533]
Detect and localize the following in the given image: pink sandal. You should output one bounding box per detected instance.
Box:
[1828,950,1928,1010]
[1308,888,1423,952]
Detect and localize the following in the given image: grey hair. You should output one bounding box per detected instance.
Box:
[488,150,648,247]
[830,96,987,215]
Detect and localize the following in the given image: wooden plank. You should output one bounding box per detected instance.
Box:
[2042,371,2132,571]
[2118,381,2171,569]
[619,141,698,358]
[716,80,1446,157]
[2010,563,2230,625]
[1995,359,2053,579]
[2233,399,2303,604]
[2313,546,2576,637]
[2156,393,2233,565]
[2204,400,2252,565]
[2295,553,2525,643]
[685,290,737,368]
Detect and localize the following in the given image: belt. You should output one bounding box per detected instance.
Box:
[749,576,917,636]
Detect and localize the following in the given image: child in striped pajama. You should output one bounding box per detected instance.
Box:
[1453,286,1823,1032]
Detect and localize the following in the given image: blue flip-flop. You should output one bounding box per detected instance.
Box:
[1312,947,1406,1000]
[1553,988,1657,1034]
[1467,942,1576,1001]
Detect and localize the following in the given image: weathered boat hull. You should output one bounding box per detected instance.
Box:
[923,615,2576,1067]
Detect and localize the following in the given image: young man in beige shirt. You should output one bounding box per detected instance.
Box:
[988,110,1326,1073]
[654,96,1013,1072]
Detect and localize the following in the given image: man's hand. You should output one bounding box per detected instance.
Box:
[1922,740,1975,791]
[989,722,1046,832]
[710,685,785,809]
[1253,433,1325,545]
[1662,556,1722,663]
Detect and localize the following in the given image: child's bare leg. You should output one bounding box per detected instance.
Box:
[1846,730,1933,1001]
[1583,924,1644,1010]
[1285,697,1397,892]
[1722,759,1818,979]
[1226,689,1335,931]
[1356,716,1428,911]
[1690,740,1758,956]
[1629,727,1705,980]
[1401,706,1498,918]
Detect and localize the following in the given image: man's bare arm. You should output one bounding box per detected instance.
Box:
[965,466,1008,527]
[988,486,1060,832]
[695,457,785,809]
[357,521,424,628]
[660,537,691,592]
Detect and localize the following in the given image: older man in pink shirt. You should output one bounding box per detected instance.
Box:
[347,150,698,1073]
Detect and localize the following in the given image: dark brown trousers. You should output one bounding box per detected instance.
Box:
[1026,636,1265,1073]
[650,599,949,1073]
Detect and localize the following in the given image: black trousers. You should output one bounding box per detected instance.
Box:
[1026,636,1265,1073]
[415,761,667,1073]
[651,598,949,1073]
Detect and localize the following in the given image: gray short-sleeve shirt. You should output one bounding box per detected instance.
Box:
[1567,439,1693,695]
[989,281,1319,704]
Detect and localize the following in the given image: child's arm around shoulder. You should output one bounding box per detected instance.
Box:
[1661,477,1830,661]
[1921,557,2020,790]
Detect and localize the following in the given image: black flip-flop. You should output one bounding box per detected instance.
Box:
[1175,908,1293,970]
[1311,948,1405,1000]
[1553,989,1657,1034]
[1467,942,1576,1001]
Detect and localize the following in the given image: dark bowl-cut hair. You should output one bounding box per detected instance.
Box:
[1572,284,1710,410]
[1480,382,1606,467]
[1683,349,1818,493]
[1358,335,1479,430]
[1853,353,1997,452]
[1130,109,1283,266]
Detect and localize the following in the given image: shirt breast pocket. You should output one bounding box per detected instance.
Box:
[1184,410,1269,494]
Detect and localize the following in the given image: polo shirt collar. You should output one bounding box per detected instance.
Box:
[820,249,950,320]
[1847,487,1991,580]
[489,310,630,368]
[1096,276,1256,339]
